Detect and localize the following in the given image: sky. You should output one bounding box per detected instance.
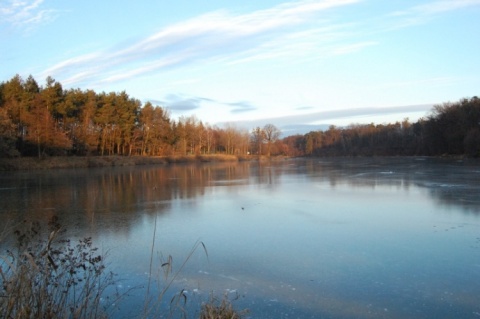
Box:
[1,0,480,135]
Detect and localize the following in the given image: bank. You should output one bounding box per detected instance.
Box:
[0,154,279,171]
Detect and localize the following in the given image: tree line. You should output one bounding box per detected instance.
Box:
[283,96,480,157]
[0,75,282,158]
[1,74,479,158]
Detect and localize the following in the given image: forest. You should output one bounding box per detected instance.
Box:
[0,74,479,158]
[284,96,480,157]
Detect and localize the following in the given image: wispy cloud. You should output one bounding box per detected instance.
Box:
[227,101,258,113]
[37,0,479,90]
[148,93,259,115]
[40,0,363,87]
[0,0,59,31]
[388,0,480,28]
[378,76,461,89]
[395,0,480,15]
[154,94,205,112]
[223,24,360,66]
[229,104,434,129]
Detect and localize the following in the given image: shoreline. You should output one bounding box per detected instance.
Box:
[0,154,279,171]
[1,154,471,171]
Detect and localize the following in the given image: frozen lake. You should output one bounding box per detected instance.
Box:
[1,157,480,318]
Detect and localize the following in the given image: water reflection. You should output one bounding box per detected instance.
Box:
[0,163,250,229]
[1,158,480,318]
[307,157,480,214]
[2,158,478,224]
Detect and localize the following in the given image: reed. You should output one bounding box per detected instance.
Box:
[199,293,249,319]
[0,154,246,171]
[0,217,248,319]
[0,217,119,319]
[141,213,210,318]
[141,213,247,319]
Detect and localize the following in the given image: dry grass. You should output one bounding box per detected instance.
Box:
[141,215,248,319]
[0,154,256,171]
[0,155,172,170]
[0,217,250,319]
[0,152,293,171]
[196,154,239,162]
[0,218,118,319]
[199,293,248,319]
[141,213,210,319]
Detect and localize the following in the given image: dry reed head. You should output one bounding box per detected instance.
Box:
[0,217,116,319]
[199,292,248,319]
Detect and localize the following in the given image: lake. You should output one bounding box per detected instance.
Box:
[1,157,480,318]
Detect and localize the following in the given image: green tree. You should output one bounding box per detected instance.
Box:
[23,93,71,157]
[174,118,188,156]
[43,77,65,122]
[116,92,140,155]
[74,90,100,155]
[139,102,172,155]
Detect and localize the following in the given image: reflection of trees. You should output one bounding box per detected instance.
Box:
[250,162,283,187]
[0,162,260,235]
[416,182,479,214]
[302,157,480,214]
[3,158,477,237]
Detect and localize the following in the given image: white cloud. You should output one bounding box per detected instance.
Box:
[228,104,434,131]
[39,0,363,87]
[389,0,480,28]
[37,0,479,92]
[410,0,480,15]
[0,0,59,30]
[42,53,103,76]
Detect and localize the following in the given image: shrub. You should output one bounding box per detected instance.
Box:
[0,217,249,319]
[0,217,118,319]
[199,293,248,319]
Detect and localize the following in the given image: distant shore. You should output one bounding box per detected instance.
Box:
[0,154,279,171]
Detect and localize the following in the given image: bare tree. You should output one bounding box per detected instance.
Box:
[263,124,281,156]
[251,127,265,155]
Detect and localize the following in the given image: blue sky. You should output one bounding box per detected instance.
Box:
[1,0,479,134]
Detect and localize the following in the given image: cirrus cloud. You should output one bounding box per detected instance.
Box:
[39,0,363,88]
[0,0,59,31]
